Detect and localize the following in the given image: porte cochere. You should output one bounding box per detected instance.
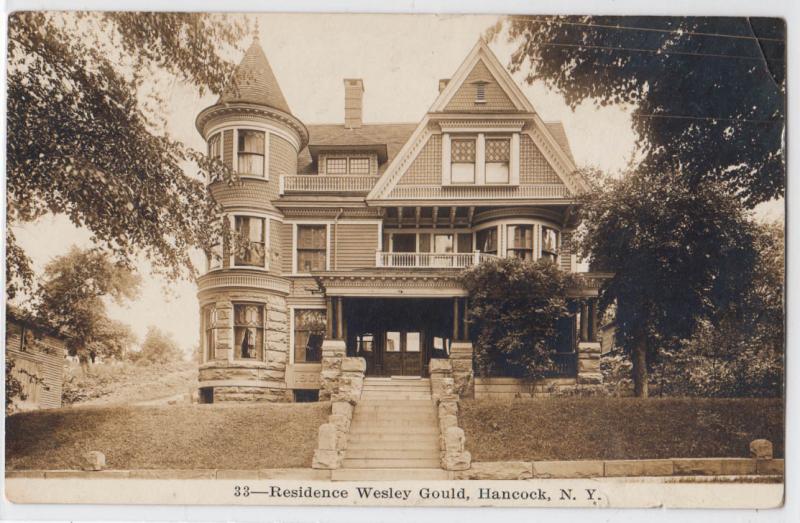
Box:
[195,36,607,403]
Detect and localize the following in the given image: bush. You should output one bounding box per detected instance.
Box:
[460,257,576,378]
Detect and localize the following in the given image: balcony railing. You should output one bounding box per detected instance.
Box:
[375,251,497,269]
[279,175,379,194]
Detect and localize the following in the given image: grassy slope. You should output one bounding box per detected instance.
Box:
[63,361,198,406]
[6,403,329,470]
[460,397,784,461]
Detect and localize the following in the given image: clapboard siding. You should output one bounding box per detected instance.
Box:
[6,321,66,410]
[280,221,293,273]
[334,222,379,270]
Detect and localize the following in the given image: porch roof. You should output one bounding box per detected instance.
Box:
[566,272,614,298]
[312,270,467,298]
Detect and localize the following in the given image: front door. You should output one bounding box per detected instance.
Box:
[383,330,423,376]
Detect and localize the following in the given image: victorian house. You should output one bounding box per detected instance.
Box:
[195,36,604,403]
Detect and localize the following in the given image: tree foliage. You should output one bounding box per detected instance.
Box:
[460,258,576,378]
[578,171,759,395]
[6,12,247,298]
[34,247,141,365]
[129,326,184,365]
[492,16,785,207]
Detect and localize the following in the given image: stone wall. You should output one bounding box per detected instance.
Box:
[577,342,602,385]
[319,339,346,401]
[449,341,475,399]
[431,357,471,471]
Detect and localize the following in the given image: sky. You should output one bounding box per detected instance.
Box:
[9,13,784,351]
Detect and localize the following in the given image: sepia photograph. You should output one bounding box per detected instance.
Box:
[2,7,788,513]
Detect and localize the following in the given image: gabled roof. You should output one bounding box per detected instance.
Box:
[298,123,417,174]
[218,37,292,114]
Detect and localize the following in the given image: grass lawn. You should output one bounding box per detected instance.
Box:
[460,397,783,462]
[6,403,329,470]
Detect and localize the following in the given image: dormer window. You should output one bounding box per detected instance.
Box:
[475,81,487,103]
[237,130,265,177]
[451,138,476,183]
[326,157,347,174]
[485,138,510,184]
[349,157,370,174]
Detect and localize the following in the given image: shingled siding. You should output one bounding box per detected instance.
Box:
[520,135,563,185]
[444,60,516,112]
[270,134,297,177]
[280,221,293,273]
[269,218,282,272]
[6,321,65,410]
[398,134,441,185]
[223,129,234,169]
[332,222,379,270]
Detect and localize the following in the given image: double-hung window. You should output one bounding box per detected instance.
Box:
[293,309,326,363]
[234,216,266,268]
[233,303,263,360]
[237,130,265,176]
[451,138,476,183]
[541,226,559,262]
[507,225,534,261]
[296,225,327,272]
[476,227,498,256]
[203,305,216,361]
[486,138,510,184]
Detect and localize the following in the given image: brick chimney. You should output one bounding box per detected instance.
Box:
[344,79,364,129]
[439,78,450,93]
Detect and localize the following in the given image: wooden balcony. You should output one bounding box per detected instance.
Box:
[375,251,497,269]
[279,175,379,194]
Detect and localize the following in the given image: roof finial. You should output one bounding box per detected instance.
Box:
[253,19,260,42]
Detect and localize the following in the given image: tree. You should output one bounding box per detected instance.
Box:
[578,171,758,397]
[6,12,246,299]
[492,16,785,207]
[34,247,141,372]
[460,257,576,378]
[131,326,184,365]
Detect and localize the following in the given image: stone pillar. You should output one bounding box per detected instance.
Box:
[319,339,346,401]
[577,341,602,385]
[580,301,589,342]
[449,341,474,398]
[429,358,454,402]
[588,298,598,342]
[333,357,366,404]
[214,301,233,360]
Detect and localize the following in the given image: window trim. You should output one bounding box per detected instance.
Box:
[292,222,331,275]
[289,305,327,365]
[229,214,270,270]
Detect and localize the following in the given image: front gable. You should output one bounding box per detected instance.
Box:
[442,59,517,113]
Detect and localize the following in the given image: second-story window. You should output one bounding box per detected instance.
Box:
[237,130,265,176]
[507,225,534,261]
[476,227,497,255]
[296,225,327,272]
[208,133,222,161]
[541,226,559,263]
[326,158,347,174]
[349,157,370,174]
[234,216,266,267]
[486,138,510,184]
[451,138,476,183]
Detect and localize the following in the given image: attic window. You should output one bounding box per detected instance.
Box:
[475,82,487,104]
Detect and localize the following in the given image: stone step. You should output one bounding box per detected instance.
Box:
[344,449,440,460]
[331,468,448,481]
[350,425,439,435]
[345,439,440,451]
[356,400,434,407]
[342,458,442,469]
[364,377,430,382]
[363,382,431,388]
[351,416,437,426]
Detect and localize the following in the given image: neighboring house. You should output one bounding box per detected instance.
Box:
[6,308,67,411]
[195,36,607,403]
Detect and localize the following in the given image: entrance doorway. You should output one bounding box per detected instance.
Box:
[344,298,455,377]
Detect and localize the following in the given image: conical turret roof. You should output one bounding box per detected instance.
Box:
[217,36,292,114]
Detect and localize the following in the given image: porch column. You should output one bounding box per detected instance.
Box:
[336,296,344,341]
[462,298,470,340]
[452,297,460,341]
[325,297,334,339]
[588,298,598,342]
[580,301,589,342]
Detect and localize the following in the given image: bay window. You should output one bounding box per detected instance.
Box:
[485,138,510,184]
[234,216,266,267]
[296,225,327,272]
[293,309,326,363]
[507,225,534,261]
[233,303,263,360]
[451,138,476,183]
[541,226,559,262]
[237,130,265,176]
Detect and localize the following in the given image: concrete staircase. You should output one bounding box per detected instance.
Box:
[331,377,447,480]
